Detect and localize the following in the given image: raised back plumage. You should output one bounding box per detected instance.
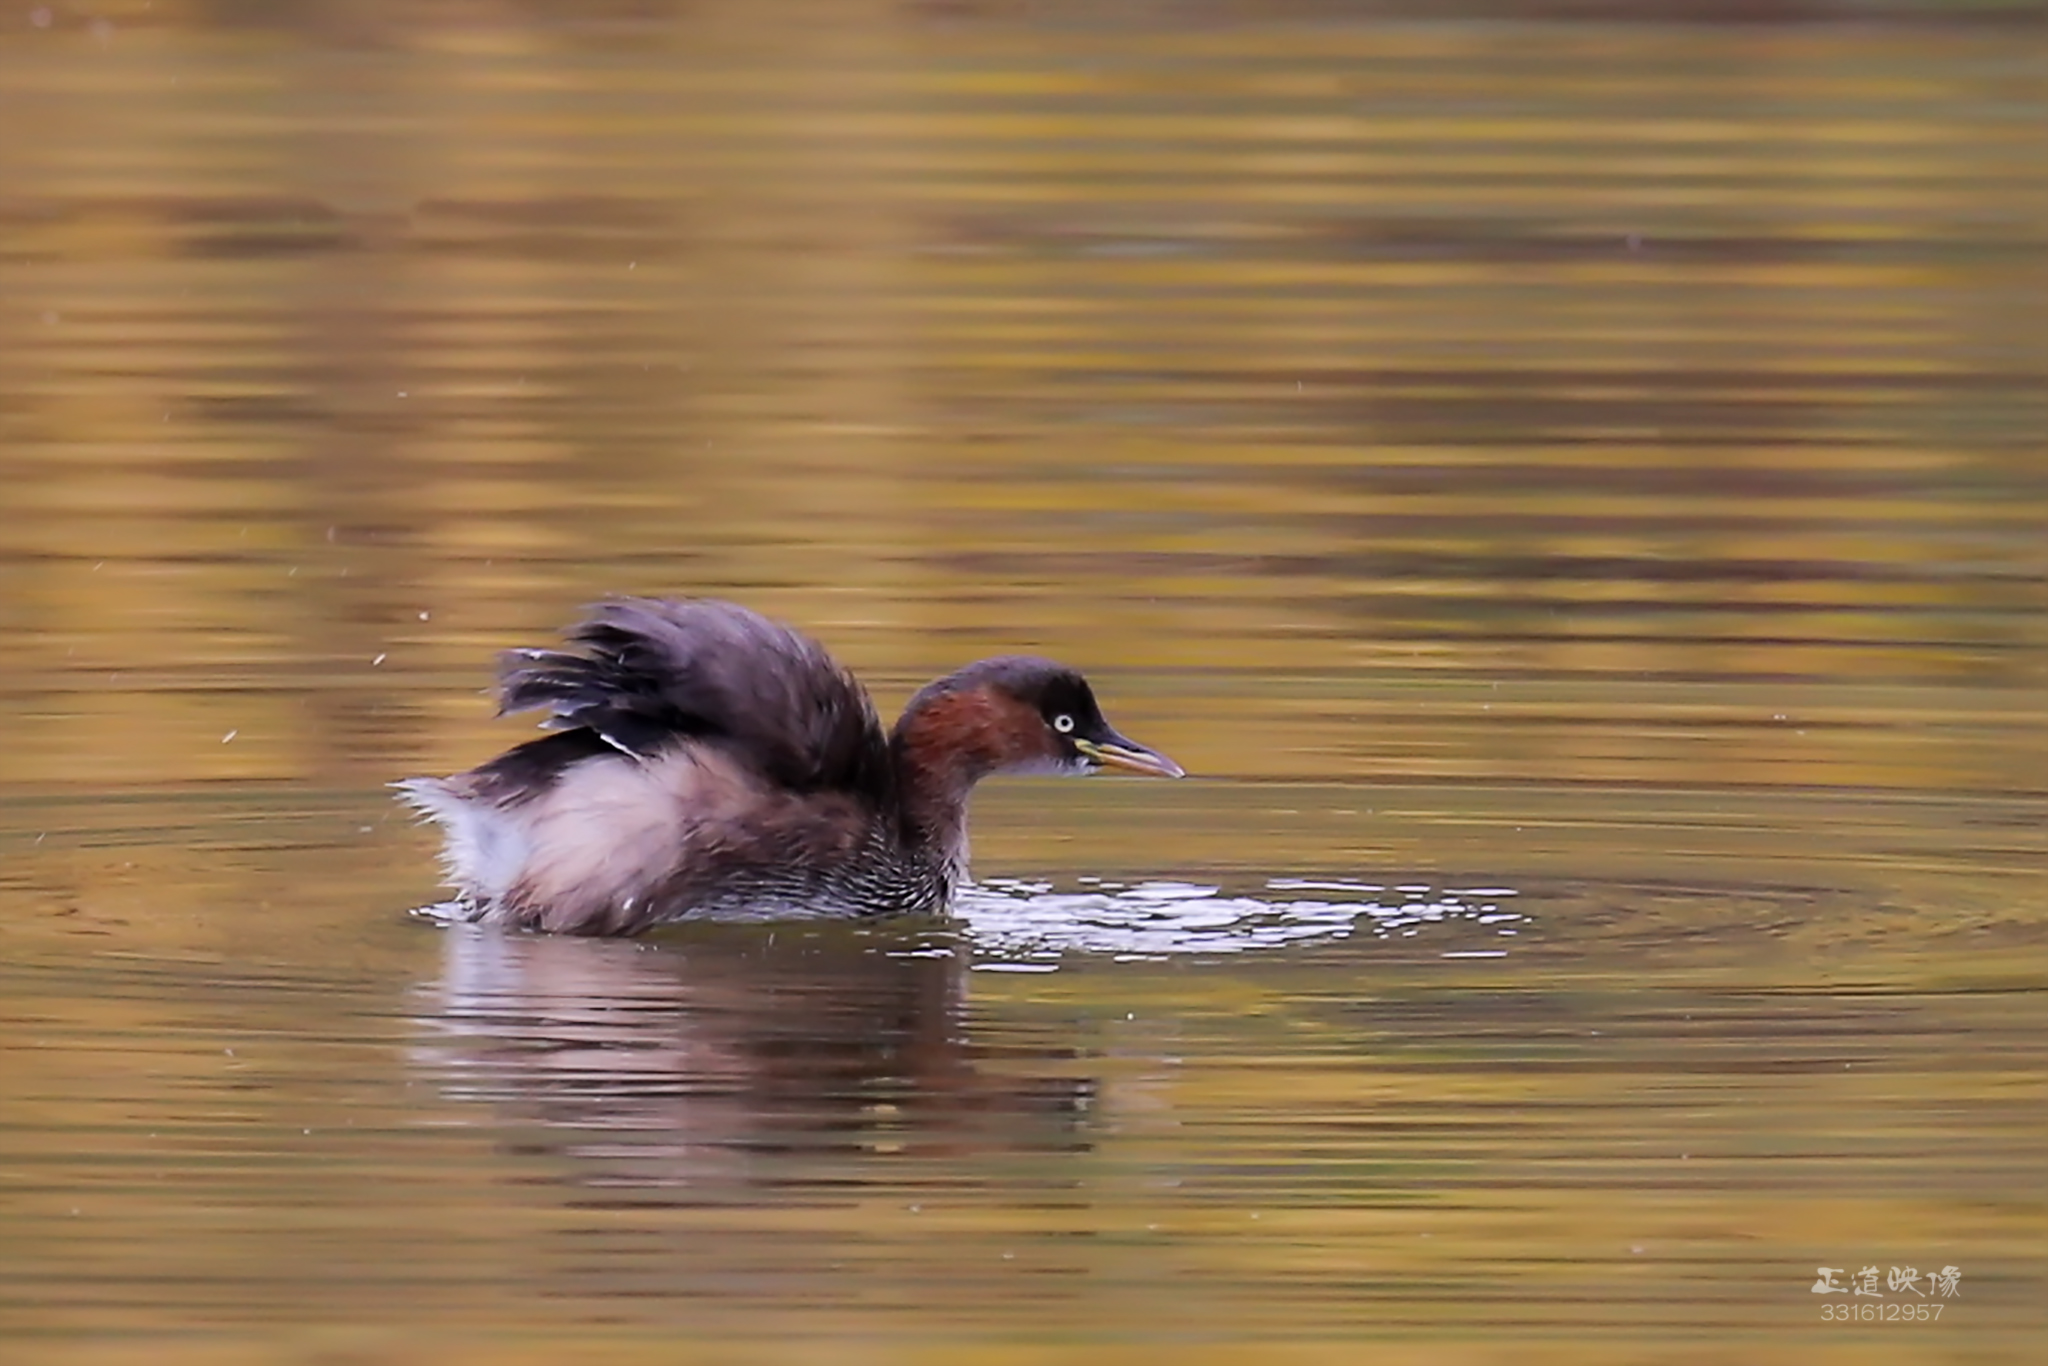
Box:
[495,597,892,799]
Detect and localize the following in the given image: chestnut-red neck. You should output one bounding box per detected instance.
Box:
[888,684,1049,852]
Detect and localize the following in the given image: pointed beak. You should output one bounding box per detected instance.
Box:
[1074,733,1186,779]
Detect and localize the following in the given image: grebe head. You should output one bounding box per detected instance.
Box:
[895,655,1185,786]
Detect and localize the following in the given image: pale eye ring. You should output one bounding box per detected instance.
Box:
[1052,713,1075,734]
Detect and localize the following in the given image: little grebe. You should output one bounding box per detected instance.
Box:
[396,597,1183,934]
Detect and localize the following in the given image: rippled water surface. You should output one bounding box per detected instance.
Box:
[1,5,2044,1364]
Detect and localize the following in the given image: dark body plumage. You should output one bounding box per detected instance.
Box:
[396,598,1183,935]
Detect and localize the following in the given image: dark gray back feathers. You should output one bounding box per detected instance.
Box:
[495,598,893,799]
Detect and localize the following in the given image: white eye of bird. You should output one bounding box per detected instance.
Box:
[1052,713,1075,734]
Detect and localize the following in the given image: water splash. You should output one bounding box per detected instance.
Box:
[959,877,1525,967]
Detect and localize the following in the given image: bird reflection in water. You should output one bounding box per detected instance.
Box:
[412,922,1095,1194]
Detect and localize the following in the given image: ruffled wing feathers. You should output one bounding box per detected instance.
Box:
[493,597,892,799]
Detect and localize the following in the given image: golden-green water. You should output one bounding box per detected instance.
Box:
[1,5,2043,1364]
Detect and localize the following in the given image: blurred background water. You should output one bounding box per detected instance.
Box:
[0,2,2043,1363]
